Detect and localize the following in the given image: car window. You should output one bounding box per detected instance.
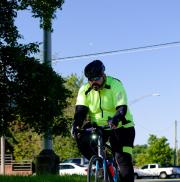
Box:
[150,165,156,168]
[142,165,148,169]
[72,159,81,164]
[60,165,75,169]
[63,159,73,163]
[84,158,89,164]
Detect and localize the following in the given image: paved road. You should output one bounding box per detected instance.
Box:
[135,179,180,182]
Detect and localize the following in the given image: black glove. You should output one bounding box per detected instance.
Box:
[108,105,127,128]
[108,116,119,128]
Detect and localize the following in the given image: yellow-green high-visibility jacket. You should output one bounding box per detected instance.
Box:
[76,76,134,128]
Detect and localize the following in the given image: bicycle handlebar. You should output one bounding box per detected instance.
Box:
[75,125,111,136]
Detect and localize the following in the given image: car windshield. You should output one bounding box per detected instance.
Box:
[84,158,89,164]
[72,159,81,164]
[63,158,80,164]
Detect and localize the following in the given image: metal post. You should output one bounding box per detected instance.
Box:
[35,18,59,176]
[174,120,178,166]
[43,29,52,150]
[1,135,5,174]
[43,30,52,67]
[43,130,52,150]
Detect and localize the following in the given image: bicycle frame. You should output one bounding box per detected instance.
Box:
[91,127,119,182]
[77,125,118,182]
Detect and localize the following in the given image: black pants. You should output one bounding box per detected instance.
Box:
[76,126,135,182]
[109,127,135,182]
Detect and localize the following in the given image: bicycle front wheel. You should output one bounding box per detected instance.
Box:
[87,155,108,182]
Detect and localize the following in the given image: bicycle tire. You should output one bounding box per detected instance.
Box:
[87,155,109,182]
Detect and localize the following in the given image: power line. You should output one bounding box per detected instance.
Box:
[52,41,180,63]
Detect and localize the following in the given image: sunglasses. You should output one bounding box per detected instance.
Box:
[88,76,101,81]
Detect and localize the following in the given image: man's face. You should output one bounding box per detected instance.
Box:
[88,76,104,91]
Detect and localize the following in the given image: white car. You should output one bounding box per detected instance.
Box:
[62,157,89,166]
[59,163,88,175]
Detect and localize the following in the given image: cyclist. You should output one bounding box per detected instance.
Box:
[72,60,135,182]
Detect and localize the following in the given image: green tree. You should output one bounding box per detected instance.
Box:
[0,0,22,136]
[133,144,148,166]
[10,120,42,161]
[53,74,84,160]
[18,0,64,31]
[15,59,71,135]
[0,0,70,137]
[134,135,173,166]
[8,74,83,161]
[135,153,150,167]
[63,74,84,124]
[147,135,173,166]
[177,149,180,166]
[53,136,81,162]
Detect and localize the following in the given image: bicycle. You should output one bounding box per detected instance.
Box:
[77,125,119,182]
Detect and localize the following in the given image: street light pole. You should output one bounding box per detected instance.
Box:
[43,28,52,150]
[129,93,160,105]
[35,20,59,175]
[174,120,178,166]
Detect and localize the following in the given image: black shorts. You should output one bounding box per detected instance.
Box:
[108,127,135,153]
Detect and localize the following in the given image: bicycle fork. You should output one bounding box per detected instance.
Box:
[97,135,118,182]
[97,135,108,181]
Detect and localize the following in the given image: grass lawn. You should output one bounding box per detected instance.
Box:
[0,175,87,182]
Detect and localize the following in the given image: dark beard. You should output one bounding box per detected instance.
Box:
[92,83,101,91]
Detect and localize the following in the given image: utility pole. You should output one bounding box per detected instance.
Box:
[174,120,178,166]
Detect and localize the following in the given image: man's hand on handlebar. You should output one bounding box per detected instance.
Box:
[71,125,80,138]
[108,117,118,129]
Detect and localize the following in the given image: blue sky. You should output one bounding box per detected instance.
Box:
[15,1,180,148]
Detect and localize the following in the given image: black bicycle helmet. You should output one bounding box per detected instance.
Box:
[84,60,105,79]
